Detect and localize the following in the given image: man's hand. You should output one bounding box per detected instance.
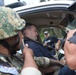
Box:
[22,44,38,69]
[22,44,34,58]
[43,43,47,46]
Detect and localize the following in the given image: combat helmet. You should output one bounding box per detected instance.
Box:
[0,7,25,40]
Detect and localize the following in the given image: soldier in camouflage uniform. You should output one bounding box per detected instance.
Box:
[0,6,61,75]
[0,6,25,75]
[0,7,40,75]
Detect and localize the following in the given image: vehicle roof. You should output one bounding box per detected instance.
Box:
[14,1,74,11]
[13,1,76,30]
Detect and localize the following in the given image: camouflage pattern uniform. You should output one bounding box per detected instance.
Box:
[0,54,23,75]
[0,7,25,75]
[34,57,50,68]
[0,54,50,75]
[0,7,25,40]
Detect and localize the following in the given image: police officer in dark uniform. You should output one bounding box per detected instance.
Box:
[43,31,58,55]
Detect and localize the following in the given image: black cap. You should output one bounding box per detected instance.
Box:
[68,32,76,44]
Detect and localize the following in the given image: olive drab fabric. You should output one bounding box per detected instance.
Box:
[34,57,50,68]
[0,7,25,40]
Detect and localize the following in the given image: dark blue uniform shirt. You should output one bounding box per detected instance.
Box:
[43,36,58,55]
[24,39,56,60]
[43,36,58,48]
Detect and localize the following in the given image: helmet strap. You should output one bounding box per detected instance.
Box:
[0,34,20,56]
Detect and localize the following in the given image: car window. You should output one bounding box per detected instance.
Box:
[67,18,76,29]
